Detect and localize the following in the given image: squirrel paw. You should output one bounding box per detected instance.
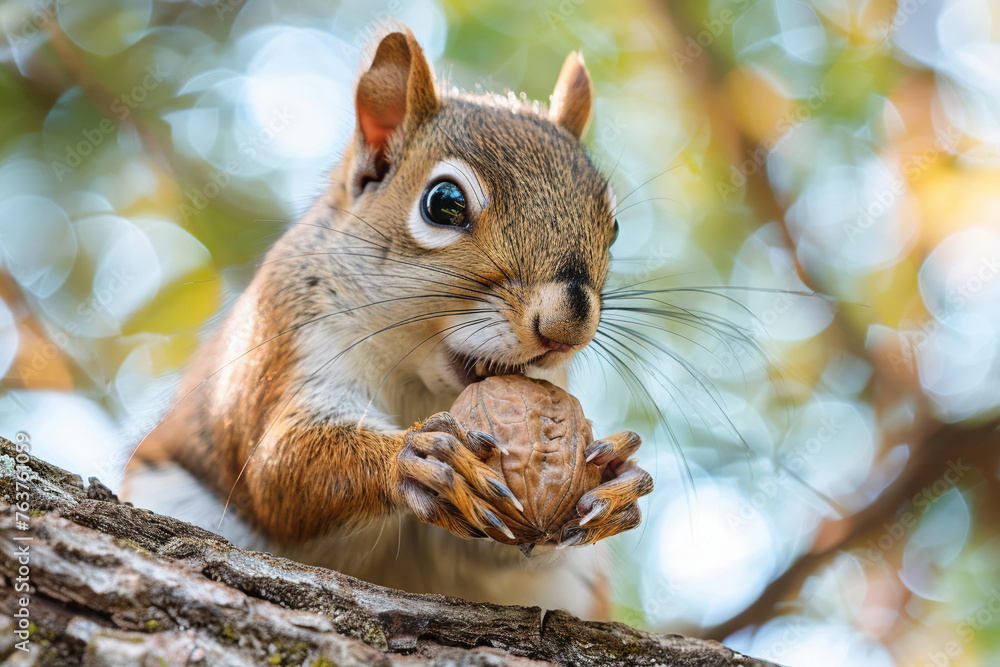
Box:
[398,412,525,540]
[558,431,654,548]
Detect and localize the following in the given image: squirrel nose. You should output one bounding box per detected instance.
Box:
[530,282,600,352]
[537,329,573,353]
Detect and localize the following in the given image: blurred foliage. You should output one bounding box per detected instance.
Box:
[2,1,1000,665]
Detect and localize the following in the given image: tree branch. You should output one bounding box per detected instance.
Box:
[0,438,778,666]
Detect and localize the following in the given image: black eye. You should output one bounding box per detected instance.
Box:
[422,180,467,228]
[610,219,619,247]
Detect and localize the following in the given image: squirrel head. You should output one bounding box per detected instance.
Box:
[335,29,617,394]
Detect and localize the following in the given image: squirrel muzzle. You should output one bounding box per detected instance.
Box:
[529,281,600,352]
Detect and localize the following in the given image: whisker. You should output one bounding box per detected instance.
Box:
[260,255,499,301]
[126,292,488,469]
[325,206,392,245]
[611,196,677,218]
[601,308,761,400]
[587,333,693,494]
[610,163,684,215]
[360,315,496,425]
[600,313,752,390]
[602,143,628,193]
[595,329,706,448]
[271,217,522,303]
[264,248,503,298]
[604,282,819,300]
[442,160,486,210]
[601,305,766,375]
[599,322,750,453]
[459,323,512,373]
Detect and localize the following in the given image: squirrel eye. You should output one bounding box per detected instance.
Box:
[422,180,467,228]
[610,219,619,247]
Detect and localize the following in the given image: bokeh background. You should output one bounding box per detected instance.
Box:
[2,0,1000,664]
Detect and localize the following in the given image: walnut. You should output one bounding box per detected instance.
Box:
[450,374,601,546]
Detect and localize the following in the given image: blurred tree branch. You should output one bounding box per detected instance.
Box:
[703,421,1000,640]
[661,0,1000,643]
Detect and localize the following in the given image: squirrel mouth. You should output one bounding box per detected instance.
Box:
[448,352,529,386]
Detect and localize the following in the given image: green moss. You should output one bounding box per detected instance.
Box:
[263,640,312,666]
[311,659,338,667]
[369,627,388,651]
[144,620,159,632]
[220,626,238,642]
[27,509,47,517]
[112,536,154,556]
[349,625,388,651]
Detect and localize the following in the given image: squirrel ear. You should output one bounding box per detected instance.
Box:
[354,30,438,183]
[549,52,592,139]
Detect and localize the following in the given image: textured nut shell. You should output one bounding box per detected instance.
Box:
[450,375,601,545]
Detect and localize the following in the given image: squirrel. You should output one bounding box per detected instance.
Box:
[122,28,653,621]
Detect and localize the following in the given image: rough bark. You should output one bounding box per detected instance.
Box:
[0,438,777,666]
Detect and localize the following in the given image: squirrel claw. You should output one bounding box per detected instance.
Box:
[481,508,516,540]
[585,440,613,463]
[399,413,526,544]
[557,528,585,550]
[578,500,607,527]
[467,429,508,456]
[556,431,653,547]
[584,431,641,467]
[487,477,524,512]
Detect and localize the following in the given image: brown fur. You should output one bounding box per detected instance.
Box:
[126,28,650,619]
